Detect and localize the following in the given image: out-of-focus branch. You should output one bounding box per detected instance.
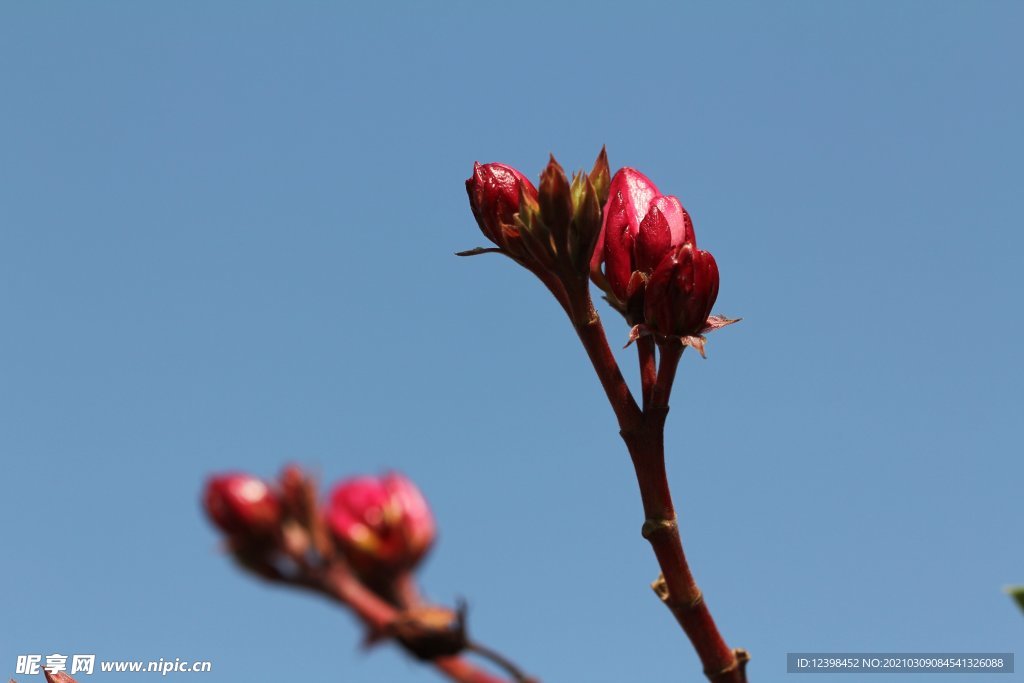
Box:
[203,468,535,683]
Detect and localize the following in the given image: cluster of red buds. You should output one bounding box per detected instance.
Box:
[204,469,452,647]
[463,150,749,683]
[466,153,607,276]
[205,468,435,583]
[202,467,528,681]
[465,150,737,356]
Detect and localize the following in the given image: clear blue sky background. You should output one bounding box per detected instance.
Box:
[2,3,1021,682]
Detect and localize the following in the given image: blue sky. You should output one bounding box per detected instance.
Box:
[1,2,1022,682]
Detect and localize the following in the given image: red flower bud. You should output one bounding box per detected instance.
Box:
[203,473,282,538]
[644,244,720,339]
[466,162,538,258]
[591,167,695,315]
[325,473,436,575]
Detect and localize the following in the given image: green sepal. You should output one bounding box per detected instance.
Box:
[538,155,572,252]
[590,146,611,207]
[570,175,602,274]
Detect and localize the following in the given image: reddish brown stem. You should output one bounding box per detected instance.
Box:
[466,641,537,683]
[571,300,642,431]
[435,657,518,683]
[637,335,657,410]
[568,293,748,683]
[384,570,532,681]
[623,421,748,682]
[308,565,514,683]
[384,570,423,609]
[651,341,683,409]
[318,563,395,631]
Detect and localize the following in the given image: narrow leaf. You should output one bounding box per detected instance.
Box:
[455,247,504,257]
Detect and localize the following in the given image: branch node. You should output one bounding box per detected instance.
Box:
[706,648,751,682]
[574,314,602,331]
[650,572,704,608]
[641,516,678,539]
[650,573,669,601]
[455,247,505,257]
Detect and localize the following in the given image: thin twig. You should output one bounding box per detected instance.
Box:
[310,565,514,683]
[650,340,683,409]
[467,641,537,683]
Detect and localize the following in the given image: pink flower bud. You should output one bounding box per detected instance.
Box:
[203,473,282,537]
[591,167,695,316]
[466,162,539,258]
[325,473,436,575]
[644,244,720,339]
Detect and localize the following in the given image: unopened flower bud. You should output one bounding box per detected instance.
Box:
[642,244,721,352]
[538,156,573,247]
[591,167,695,321]
[589,146,611,207]
[203,473,281,538]
[463,150,612,287]
[325,473,436,576]
[465,162,538,259]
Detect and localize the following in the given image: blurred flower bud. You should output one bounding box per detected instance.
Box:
[44,673,78,683]
[465,162,538,259]
[325,473,436,576]
[591,167,695,321]
[203,473,281,538]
